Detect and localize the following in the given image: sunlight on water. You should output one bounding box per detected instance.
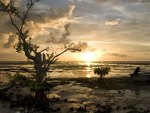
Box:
[84,61,91,66]
[84,62,95,78]
[86,67,92,78]
[1,61,150,78]
[86,74,91,78]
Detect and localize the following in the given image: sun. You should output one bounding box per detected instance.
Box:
[82,52,97,62]
[74,51,100,62]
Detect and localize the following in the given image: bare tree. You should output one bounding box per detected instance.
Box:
[0,0,80,110]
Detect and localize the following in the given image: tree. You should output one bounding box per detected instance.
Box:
[0,0,80,111]
[94,67,111,80]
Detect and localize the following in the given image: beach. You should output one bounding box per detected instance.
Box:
[0,77,150,113]
[0,61,150,113]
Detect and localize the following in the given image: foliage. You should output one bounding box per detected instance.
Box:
[12,72,51,92]
[12,72,31,87]
[0,0,80,90]
[29,81,50,92]
[94,66,111,80]
[0,0,80,110]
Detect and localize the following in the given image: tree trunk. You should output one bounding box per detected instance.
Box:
[34,90,49,111]
[100,75,103,80]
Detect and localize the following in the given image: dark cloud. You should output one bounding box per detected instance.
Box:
[30,3,75,23]
[106,52,128,58]
[75,42,96,52]
[95,0,150,4]
[0,12,16,34]
[1,0,150,61]
[0,33,17,48]
[0,51,25,61]
[123,0,150,3]
[0,0,76,49]
[3,35,16,48]
[46,24,71,44]
[145,52,149,55]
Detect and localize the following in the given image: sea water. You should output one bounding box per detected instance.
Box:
[0,61,150,78]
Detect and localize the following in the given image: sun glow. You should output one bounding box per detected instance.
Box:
[83,52,95,62]
[80,51,98,63]
[74,51,101,63]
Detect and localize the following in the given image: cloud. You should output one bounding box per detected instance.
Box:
[25,1,76,44]
[105,19,121,26]
[3,34,16,48]
[0,51,25,61]
[106,52,128,58]
[0,33,16,48]
[95,0,150,4]
[77,0,82,2]
[0,12,16,34]
[0,0,9,5]
[0,0,76,49]
[75,42,96,52]
[123,0,150,3]
[30,2,76,23]
[0,34,7,46]
[46,24,71,44]
[68,1,75,16]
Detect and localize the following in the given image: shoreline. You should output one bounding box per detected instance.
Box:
[0,77,150,113]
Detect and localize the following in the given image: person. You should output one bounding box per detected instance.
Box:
[134,67,140,76]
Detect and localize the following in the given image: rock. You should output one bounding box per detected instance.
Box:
[78,106,87,112]
[56,98,60,101]
[96,104,112,113]
[95,109,102,113]
[69,107,74,111]
[123,106,127,110]
[57,108,61,111]
[96,104,101,107]
[51,108,61,112]
[118,90,121,94]
[116,106,120,110]
[64,98,68,102]
[52,97,60,101]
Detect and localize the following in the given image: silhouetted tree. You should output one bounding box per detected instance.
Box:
[0,0,80,110]
[94,67,111,80]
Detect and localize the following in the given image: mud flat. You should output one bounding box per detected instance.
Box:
[0,76,150,113]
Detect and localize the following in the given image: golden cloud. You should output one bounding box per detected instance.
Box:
[105,19,121,26]
[0,0,77,48]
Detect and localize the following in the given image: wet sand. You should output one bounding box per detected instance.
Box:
[47,78,150,113]
[0,104,14,113]
[0,76,150,113]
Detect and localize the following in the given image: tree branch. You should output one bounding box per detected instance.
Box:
[19,0,35,32]
[8,12,20,32]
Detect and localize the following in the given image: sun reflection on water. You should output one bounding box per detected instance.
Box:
[85,62,92,78]
[84,62,91,66]
[86,74,91,78]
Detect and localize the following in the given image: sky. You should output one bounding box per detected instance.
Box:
[0,0,150,61]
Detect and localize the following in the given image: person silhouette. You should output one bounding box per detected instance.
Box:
[134,67,140,76]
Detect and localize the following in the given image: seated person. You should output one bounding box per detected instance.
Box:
[134,67,140,76]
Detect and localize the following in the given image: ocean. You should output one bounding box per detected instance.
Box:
[0,61,150,78]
